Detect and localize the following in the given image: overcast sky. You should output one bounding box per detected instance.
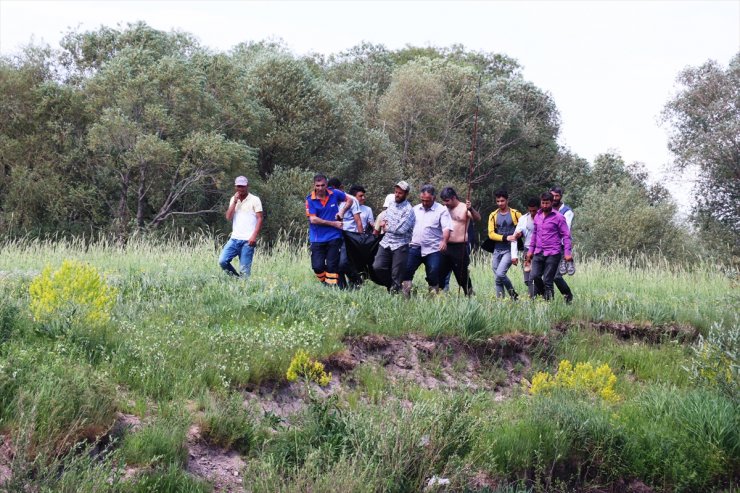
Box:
[1,0,739,198]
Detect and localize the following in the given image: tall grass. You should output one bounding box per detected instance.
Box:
[0,237,736,491]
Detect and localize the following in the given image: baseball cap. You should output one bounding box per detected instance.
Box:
[382,194,395,208]
[235,176,248,186]
[395,180,410,192]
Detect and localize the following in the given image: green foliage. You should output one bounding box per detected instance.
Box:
[553,326,691,389]
[4,434,124,493]
[575,176,690,261]
[686,321,739,399]
[0,300,20,343]
[124,464,213,493]
[619,386,739,491]
[0,342,117,455]
[252,166,314,241]
[0,238,738,490]
[199,392,255,453]
[254,394,479,492]
[662,52,740,257]
[121,413,189,467]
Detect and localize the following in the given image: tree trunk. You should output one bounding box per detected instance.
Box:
[136,163,146,230]
[115,170,130,246]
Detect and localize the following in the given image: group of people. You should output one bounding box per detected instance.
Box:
[218,174,576,303]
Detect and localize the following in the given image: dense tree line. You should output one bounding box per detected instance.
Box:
[1,23,736,260]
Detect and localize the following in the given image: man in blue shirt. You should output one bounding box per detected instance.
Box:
[305,174,354,286]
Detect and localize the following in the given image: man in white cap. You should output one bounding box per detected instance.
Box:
[372,181,415,293]
[218,176,263,277]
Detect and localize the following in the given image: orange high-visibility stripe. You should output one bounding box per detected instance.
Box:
[315,271,327,282]
[325,272,338,285]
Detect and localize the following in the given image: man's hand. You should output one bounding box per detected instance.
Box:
[466,200,472,209]
[333,220,343,229]
[248,237,257,247]
[526,252,533,261]
[564,254,573,262]
[439,239,447,252]
[506,235,517,242]
[511,258,518,266]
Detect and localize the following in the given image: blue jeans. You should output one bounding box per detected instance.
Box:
[403,247,443,287]
[491,249,514,297]
[218,239,255,277]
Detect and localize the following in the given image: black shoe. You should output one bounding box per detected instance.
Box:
[509,289,519,301]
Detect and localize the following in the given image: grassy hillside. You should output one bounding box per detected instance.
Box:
[0,238,737,492]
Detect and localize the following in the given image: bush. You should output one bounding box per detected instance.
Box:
[575,178,693,262]
[286,349,332,386]
[529,360,619,403]
[686,321,739,400]
[28,259,117,330]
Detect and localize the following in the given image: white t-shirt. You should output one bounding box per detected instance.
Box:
[230,194,263,240]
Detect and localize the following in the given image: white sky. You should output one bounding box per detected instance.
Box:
[1,0,739,199]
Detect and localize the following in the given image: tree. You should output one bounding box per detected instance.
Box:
[575,178,688,261]
[662,53,740,254]
[74,23,257,242]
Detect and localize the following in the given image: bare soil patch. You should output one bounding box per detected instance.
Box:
[186,425,246,493]
[0,435,12,487]
[244,332,549,421]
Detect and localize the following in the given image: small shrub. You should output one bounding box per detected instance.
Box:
[686,321,739,399]
[530,360,619,403]
[29,260,116,329]
[199,393,255,454]
[286,349,331,386]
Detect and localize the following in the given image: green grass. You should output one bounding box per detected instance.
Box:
[0,237,737,491]
[198,392,256,454]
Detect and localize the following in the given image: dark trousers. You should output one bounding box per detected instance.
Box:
[440,243,473,295]
[403,247,443,287]
[310,238,342,285]
[338,241,362,289]
[554,274,573,302]
[530,253,561,300]
[373,244,409,293]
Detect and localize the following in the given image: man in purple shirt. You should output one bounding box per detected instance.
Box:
[525,192,573,301]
